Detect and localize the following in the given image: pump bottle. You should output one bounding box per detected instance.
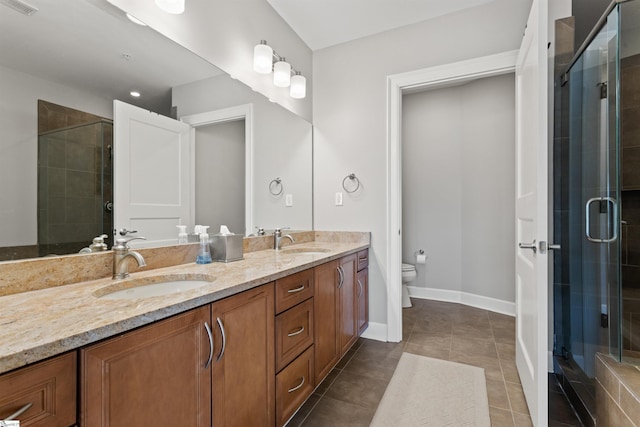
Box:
[196,226,212,264]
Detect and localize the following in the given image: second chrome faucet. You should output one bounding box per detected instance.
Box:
[274,228,295,250]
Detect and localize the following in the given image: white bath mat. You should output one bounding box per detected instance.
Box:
[370,352,490,426]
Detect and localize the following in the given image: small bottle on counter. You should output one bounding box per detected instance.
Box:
[177,225,188,244]
[196,226,212,264]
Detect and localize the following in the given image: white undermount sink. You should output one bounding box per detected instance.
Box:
[94,274,216,300]
[279,247,332,255]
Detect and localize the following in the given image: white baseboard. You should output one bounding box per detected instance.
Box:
[360,322,388,342]
[407,286,515,317]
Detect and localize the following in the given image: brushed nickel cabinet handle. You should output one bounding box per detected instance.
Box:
[337,266,344,289]
[357,279,363,297]
[216,317,226,362]
[287,326,305,337]
[4,402,33,420]
[204,322,213,369]
[287,284,305,293]
[288,377,305,393]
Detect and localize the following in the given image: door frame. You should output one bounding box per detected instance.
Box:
[181,104,254,236]
[385,50,518,342]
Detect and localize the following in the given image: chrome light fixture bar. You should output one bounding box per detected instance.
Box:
[253,40,306,99]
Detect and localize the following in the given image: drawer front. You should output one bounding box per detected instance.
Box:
[0,352,76,427]
[275,268,314,314]
[357,249,369,271]
[275,298,314,372]
[276,345,315,427]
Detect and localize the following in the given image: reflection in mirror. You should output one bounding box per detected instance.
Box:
[0,0,312,261]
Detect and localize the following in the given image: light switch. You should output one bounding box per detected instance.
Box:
[285,194,293,207]
[335,192,343,206]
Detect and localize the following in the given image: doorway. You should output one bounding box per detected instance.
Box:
[386,50,519,342]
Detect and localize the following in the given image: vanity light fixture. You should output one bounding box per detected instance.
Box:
[253,40,306,99]
[290,72,306,99]
[155,0,184,14]
[253,41,273,74]
[273,58,291,87]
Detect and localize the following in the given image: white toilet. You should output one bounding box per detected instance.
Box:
[401,263,416,308]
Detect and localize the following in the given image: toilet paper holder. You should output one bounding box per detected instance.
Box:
[414,249,424,256]
[414,249,427,265]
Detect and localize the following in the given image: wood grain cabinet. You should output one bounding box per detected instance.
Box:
[212,283,275,427]
[313,253,363,386]
[338,254,358,355]
[275,345,314,426]
[356,249,369,335]
[274,271,315,427]
[80,306,212,426]
[313,259,341,384]
[0,352,76,427]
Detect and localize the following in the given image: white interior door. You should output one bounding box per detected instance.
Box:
[114,100,191,248]
[515,0,548,424]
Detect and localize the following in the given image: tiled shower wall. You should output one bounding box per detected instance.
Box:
[37,100,113,257]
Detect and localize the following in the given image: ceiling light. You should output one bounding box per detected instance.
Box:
[290,72,306,99]
[155,0,184,14]
[273,59,291,87]
[126,13,147,26]
[253,41,273,74]
[130,91,141,97]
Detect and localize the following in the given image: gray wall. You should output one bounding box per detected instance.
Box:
[312,0,532,326]
[195,120,245,234]
[402,74,516,303]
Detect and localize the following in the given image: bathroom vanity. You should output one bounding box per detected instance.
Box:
[0,232,369,426]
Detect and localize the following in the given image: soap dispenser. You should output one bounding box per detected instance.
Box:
[177,225,188,244]
[196,226,212,264]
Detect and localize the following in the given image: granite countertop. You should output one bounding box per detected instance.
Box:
[0,240,368,375]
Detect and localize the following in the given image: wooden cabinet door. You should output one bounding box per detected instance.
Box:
[0,352,76,427]
[212,283,275,427]
[357,267,369,335]
[80,306,212,426]
[338,254,358,355]
[313,260,340,384]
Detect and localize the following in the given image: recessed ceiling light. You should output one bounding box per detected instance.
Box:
[126,13,147,26]
[130,91,141,98]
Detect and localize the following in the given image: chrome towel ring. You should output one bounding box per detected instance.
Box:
[269,177,283,195]
[342,173,360,193]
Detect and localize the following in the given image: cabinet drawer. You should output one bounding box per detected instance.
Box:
[275,298,314,372]
[0,352,76,427]
[357,249,369,271]
[275,268,314,314]
[276,345,315,427]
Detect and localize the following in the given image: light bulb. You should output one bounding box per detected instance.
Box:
[155,0,185,14]
[290,73,306,99]
[253,41,273,74]
[273,59,291,87]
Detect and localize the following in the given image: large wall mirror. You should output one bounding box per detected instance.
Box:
[0,0,312,261]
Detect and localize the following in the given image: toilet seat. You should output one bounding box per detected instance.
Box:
[402,263,415,272]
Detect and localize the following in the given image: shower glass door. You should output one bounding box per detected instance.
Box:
[555,6,620,378]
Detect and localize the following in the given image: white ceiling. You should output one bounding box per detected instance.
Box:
[266,0,496,51]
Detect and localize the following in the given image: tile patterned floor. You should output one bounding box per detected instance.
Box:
[288,298,583,427]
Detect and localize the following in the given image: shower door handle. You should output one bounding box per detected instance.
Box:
[518,240,537,253]
[585,197,618,243]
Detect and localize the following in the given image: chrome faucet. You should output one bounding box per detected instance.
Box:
[112,237,147,279]
[274,228,295,250]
